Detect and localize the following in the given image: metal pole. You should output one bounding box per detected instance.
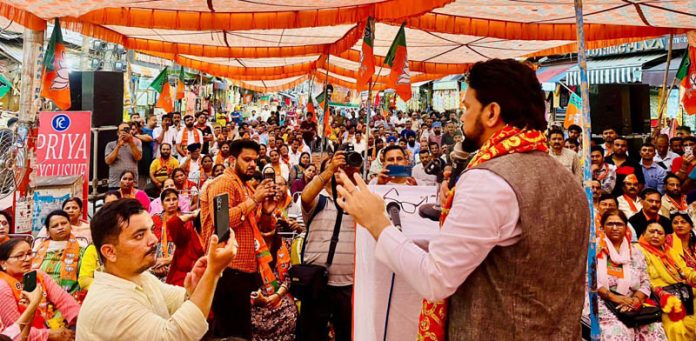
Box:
[363,81,372,180]
[320,55,330,160]
[574,1,599,340]
[656,33,675,137]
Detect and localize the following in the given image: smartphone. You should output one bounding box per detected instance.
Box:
[386,165,413,178]
[23,270,37,292]
[686,146,693,157]
[263,167,276,183]
[213,193,230,243]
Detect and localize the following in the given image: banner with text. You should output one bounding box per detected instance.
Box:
[354,185,440,341]
[36,111,91,218]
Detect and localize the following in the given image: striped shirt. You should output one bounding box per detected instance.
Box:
[302,190,355,286]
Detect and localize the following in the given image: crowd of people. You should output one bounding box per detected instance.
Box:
[2,57,696,340]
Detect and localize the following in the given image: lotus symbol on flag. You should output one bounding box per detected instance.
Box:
[51,51,70,91]
[397,62,410,85]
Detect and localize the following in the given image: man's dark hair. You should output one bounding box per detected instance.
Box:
[467,59,546,131]
[670,137,683,145]
[548,129,564,138]
[229,139,260,158]
[598,193,617,205]
[590,146,604,154]
[419,148,430,155]
[44,210,69,229]
[91,199,145,262]
[684,136,696,144]
[428,141,440,149]
[383,145,407,159]
[613,136,628,144]
[678,125,692,133]
[159,142,171,151]
[639,187,661,200]
[104,190,122,200]
[602,127,617,134]
[641,142,655,150]
[568,124,582,133]
[665,172,681,185]
[565,138,579,147]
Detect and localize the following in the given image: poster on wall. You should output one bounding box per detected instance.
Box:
[354,185,440,341]
[35,111,92,219]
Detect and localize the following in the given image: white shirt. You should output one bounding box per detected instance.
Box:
[152,126,178,158]
[412,163,437,186]
[617,195,641,220]
[653,151,679,171]
[374,169,521,301]
[288,148,303,167]
[77,271,207,341]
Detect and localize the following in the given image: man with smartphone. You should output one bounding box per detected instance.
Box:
[78,199,237,340]
[105,122,143,189]
[199,139,279,340]
[370,145,417,186]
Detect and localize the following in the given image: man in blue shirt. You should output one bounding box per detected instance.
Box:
[640,142,666,194]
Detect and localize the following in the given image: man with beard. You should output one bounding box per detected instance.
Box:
[670,137,684,156]
[149,143,179,191]
[404,130,420,161]
[617,174,642,219]
[105,122,143,189]
[661,173,687,218]
[606,136,645,196]
[628,188,672,239]
[300,112,318,150]
[195,112,214,155]
[200,139,279,340]
[428,121,443,147]
[77,199,237,340]
[601,127,618,157]
[214,140,232,166]
[335,59,588,340]
[176,115,204,161]
[591,146,617,194]
[153,113,178,158]
[441,122,457,152]
[412,149,437,186]
[548,128,581,182]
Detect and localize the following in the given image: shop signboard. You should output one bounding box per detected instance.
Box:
[35,111,92,219]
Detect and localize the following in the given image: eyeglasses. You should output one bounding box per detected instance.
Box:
[382,187,429,214]
[8,251,35,261]
[604,222,626,228]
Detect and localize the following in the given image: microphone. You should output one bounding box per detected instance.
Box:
[386,202,402,230]
[418,203,441,222]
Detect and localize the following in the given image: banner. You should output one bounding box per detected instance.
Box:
[35,111,91,219]
[354,185,440,341]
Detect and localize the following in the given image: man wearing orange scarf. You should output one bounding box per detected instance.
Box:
[336,59,590,340]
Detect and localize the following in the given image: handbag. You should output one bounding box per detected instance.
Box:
[662,282,695,315]
[288,178,343,301]
[603,294,662,328]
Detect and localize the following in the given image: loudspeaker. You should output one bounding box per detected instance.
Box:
[69,71,124,187]
[589,84,650,135]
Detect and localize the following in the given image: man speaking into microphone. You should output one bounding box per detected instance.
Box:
[336,59,589,340]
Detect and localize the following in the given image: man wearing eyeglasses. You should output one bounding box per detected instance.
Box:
[105,122,143,189]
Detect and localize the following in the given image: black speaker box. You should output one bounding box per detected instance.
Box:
[68,71,124,187]
[589,84,650,136]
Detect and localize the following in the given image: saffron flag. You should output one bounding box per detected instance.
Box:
[306,92,316,122]
[564,93,582,129]
[384,24,412,101]
[356,17,376,92]
[150,67,174,113]
[677,46,696,115]
[40,19,71,110]
[176,67,185,100]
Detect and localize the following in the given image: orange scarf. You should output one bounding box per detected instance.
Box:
[32,235,81,286]
[667,195,688,212]
[417,125,548,341]
[244,184,283,296]
[214,153,231,166]
[623,194,639,214]
[0,271,48,328]
[180,128,201,156]
[638,235,685,282]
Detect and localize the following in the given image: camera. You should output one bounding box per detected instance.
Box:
[341,143,363,168]
[424,158,442,176]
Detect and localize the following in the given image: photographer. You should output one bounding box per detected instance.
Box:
[105,122,143,189]
[369,145,418,185]
[297,151,357,341]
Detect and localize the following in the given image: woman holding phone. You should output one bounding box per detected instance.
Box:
[0,284,43,341]
[0,239,79,341]
[151,189,205,286]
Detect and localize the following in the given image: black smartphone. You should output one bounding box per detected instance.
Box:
[263,167,276,183]
[23,270,37,292]
[213,193,230,243]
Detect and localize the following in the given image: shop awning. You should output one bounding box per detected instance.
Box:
[642,56,683,87]
[536,63,574,91]
[433,74,463,91]
[566,54,665,86]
